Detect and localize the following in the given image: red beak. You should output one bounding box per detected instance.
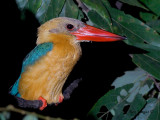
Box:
[71,25,126,42]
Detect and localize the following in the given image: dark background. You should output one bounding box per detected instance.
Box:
[1,0,141,119]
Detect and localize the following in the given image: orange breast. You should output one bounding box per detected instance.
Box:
[18,41,81,104]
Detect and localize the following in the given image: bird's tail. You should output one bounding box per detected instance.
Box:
[9,79,20,97]
[63,78,82,100]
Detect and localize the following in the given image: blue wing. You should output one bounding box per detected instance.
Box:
[10,42,53,97]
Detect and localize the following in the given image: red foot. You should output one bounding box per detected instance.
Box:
[59,95,64,103]
[55,95,64,106]
[38,96,47,110]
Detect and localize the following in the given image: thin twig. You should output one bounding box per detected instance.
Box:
[148,75,160,92]
[75,0,89,13]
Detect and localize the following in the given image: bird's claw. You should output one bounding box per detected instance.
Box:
[38,96,47,110]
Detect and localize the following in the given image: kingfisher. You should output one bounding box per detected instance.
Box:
[10,17,126,110]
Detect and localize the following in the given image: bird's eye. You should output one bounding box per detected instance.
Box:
[66,24,74,30]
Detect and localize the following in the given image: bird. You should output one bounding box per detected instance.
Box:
[10,17,126,110]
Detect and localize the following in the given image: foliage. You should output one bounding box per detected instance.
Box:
[11,0,160,119]
[88,68,160,120]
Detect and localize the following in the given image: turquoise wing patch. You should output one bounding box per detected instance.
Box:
[10,42,53,96]
[22,42,53,72]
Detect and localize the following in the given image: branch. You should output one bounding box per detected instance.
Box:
[75,0,89,13]
[0,105,65,120]
[15,97,42,109]
[148,75,160,92]
[12,78,82,109]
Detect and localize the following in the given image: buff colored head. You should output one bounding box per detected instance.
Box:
[37,17,126,45]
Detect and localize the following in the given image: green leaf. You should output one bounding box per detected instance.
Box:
[132,54,160,80]
[82,0,112,31]
[135,98,160,120]
[0,112,10,120]
[140,0,160,16]
[133,43,160,62]
[23,115,38,120]
[87,10,110,31]
[77,9,85,21]
[148,99,160,120]
[88,84,133,120]
[118,0,148,10]
[112,68,148,88]
[88,84,147,120]
[16,0,41,12]
[106,7,160,47]
[147,20,160,33]
[112,68,153,101]
[0,114,5,120]
[25,0,42,14]
[98,4,160,81]
[16,0,66,23]
[59,0,79,19]
[88,68,156,119]
[36,0,65,23]
[140,12,158,22]
[122,94,146,120]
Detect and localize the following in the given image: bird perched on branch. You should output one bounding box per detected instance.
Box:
[10,17,126,110]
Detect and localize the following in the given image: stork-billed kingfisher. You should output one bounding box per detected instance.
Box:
[10,17,126,110]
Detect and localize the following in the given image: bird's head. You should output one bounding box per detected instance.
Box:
[37,17,126,45]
